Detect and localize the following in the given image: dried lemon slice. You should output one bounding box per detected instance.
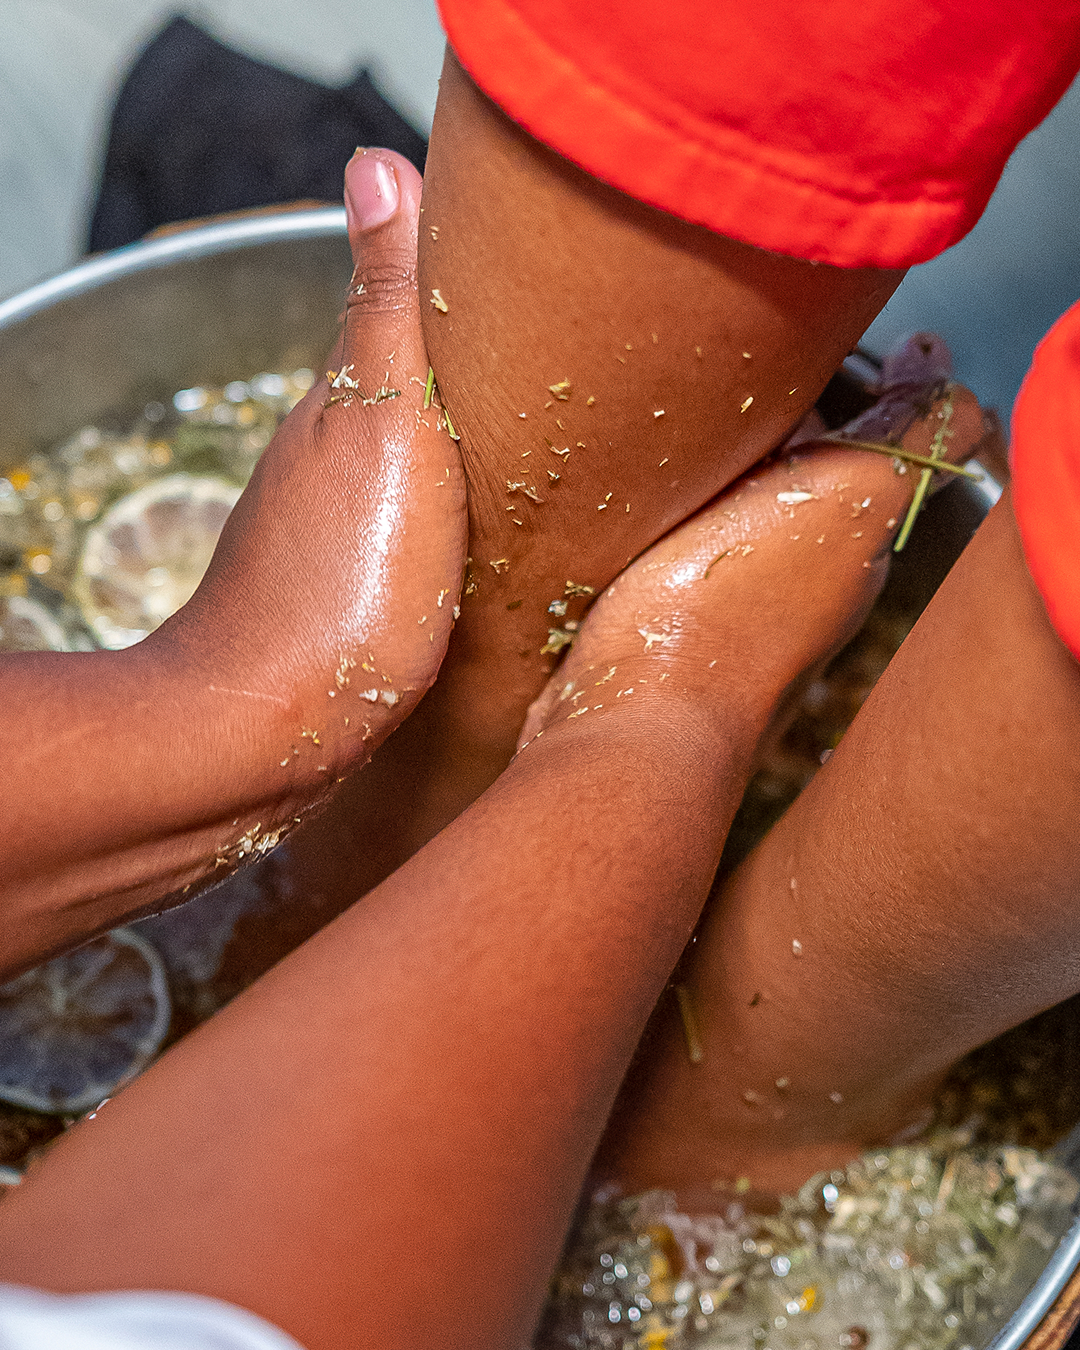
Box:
[0,928,171,1115]
[74,474,241,649]
[0,595,69,652]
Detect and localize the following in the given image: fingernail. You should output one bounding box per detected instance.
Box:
[344,150,399,232]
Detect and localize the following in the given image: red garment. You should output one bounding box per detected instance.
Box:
[437,0,1080,657]
[438,0,1080,268]
[1012,302,1080,661]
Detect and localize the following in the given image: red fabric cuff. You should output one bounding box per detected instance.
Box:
[1011,299,1080,663]
[438,0,1080,269]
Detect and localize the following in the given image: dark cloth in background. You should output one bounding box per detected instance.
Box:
[87,15,427,253]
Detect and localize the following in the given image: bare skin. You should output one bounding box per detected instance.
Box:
[596,487,1080,1203]
[3,48,903,976]
[0,437,932,1350]
[283,48,906,907]
[0,151,467,978]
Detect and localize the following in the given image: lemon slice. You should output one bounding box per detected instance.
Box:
[0,928,171,1115]
[74,474,241,649]
[0,595,69,652]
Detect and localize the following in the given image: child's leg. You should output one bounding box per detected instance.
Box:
[0,442,932,1350]
[596,488,1080,1202]
[280,46,908,909]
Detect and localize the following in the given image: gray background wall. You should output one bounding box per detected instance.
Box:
[866,75,1080,424]
[1,0,1078,425]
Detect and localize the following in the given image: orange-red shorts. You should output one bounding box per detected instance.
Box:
[438,0,1080,657]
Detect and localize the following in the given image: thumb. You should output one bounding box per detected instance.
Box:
[187,147,466,769]
[322,148,426,399]
[307,146,466,697]
[345,146,414,238]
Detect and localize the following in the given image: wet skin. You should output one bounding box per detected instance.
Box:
[0,37,1070,1350]
[596,484,1080,1202]
[0,45,909,970]
[0,135,1003,1338]
[0,433,959,1350]
[0,85,1010,1235]
[0,151,467,978]
[0,55,901,972]
[283,48,907,909]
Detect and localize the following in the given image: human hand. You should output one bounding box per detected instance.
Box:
[0,341,994,1350]
[171,148,468,780]
[559,348,1001,1203]
[1,149,467,971]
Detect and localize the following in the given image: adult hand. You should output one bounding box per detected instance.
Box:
[0,351,987,1350]
[1,149,466,978]
[278,48,909,918]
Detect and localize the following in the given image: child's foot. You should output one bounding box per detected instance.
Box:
[522,366,986,756]
[270,344,989,964]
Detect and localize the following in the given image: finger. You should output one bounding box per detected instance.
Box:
[324,149,424,399]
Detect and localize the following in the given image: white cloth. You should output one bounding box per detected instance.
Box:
[0,1284,305,1350]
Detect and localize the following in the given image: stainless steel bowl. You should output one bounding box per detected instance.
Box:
[0,210,1075,1350]
[0,208,352,471]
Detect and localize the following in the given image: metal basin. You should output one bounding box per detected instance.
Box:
[0,208,352,472]
[0,210,1075,1350]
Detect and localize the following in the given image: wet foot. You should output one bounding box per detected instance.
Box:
[522,373,986,755]
[266,345,990,975]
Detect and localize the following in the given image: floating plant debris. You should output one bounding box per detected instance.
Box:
[75,474,241,649]
[541,1135,1079,1350]
[0,369,312,652]
[0,929,171,1116]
